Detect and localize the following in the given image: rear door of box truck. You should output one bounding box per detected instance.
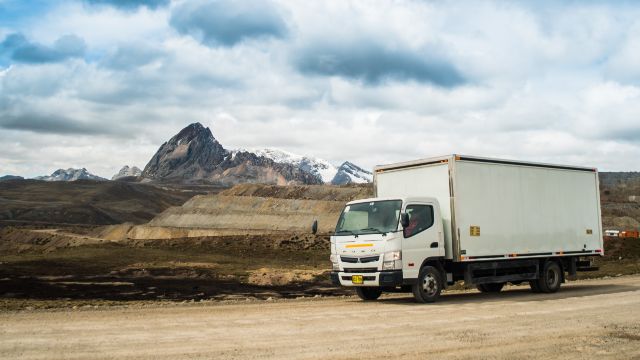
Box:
[452,158,603,261]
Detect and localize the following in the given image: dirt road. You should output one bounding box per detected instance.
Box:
[1,276,639,359]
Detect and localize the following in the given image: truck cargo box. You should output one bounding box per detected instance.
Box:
[374,155,603,262]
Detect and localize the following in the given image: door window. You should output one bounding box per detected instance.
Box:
[403,204,434,238]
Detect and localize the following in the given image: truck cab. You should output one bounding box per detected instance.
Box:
[329,197,446,301]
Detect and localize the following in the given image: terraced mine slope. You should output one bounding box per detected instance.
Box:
[98,184,373,240]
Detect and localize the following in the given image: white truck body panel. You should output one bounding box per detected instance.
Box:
[374,155,603,262]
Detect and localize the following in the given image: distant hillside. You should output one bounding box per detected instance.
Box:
[599,172,640,229]
[220,183,373,201]
[599,172,640,201]
[0,175,23,181]
[0,179,197,225]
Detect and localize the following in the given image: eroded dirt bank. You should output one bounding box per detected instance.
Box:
[1,275,639,360]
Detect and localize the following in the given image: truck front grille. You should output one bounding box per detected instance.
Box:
[360,255,380,263]
[340,255,380,263]
[343,267,378,273]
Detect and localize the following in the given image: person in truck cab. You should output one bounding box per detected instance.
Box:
[404,206,425,237]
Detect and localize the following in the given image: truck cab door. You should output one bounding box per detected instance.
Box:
[401,202,444,279]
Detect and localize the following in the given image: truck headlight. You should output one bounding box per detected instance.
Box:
[382,260,402,270]
[383,251,401,261]
[330,254,339,271]
[383,251,402,270]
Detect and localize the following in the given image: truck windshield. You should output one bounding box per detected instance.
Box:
[335,200,402,235]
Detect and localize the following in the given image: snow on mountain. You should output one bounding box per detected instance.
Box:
[112,165,142,180]
[35,168,107,182]
[331,161,373,185]
[249,148,338,183]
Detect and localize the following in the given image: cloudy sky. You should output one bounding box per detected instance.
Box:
[1,0,640,178]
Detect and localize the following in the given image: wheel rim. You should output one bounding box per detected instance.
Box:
[547,267,558,287]
[421,273,438,296]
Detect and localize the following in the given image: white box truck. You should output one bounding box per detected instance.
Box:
[319,155,603,303]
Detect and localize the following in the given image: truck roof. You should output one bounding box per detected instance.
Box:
[374,154,597,173]
[345,196,438,206]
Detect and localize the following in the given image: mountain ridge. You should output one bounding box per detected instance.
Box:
[140,122,370,186]
[112,166,142,180]
[331,161,373,185]
[0,175,24,181]
[35,168,107,182]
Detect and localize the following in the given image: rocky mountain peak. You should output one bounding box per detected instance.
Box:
[141,122,229,181]
[112,165,142,180]
[331,161,373,185]
[173,122,213,143]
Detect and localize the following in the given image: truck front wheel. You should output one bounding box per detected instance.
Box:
[355,287,382,301]
[412,266,442,303]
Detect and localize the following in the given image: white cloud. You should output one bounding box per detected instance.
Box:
[2,0,640,178]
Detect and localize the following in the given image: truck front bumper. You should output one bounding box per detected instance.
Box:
[331,270,403,287]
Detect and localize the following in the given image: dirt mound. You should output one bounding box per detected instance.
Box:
[99,225,291,241]
[0,179,197,225]
[0,227,106,253]
[121,233,330,251]
[604,237,640,259]
[611,216,640,228]
[220,183,373,201]
[247,268,327,286]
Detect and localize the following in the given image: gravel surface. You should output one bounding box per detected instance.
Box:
[1,275,639,359]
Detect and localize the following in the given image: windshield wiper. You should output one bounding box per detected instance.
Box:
[335,230,357,237]
[359,227,387,235]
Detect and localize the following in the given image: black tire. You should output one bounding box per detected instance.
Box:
[412,266,442,303]
[477,283,504,293]
[537,261,562,293]
[355,287,382,301]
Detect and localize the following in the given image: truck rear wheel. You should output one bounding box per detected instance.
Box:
[412,266,442,303]
[537,261,562,293]
[355,287,382,301]
[477,283,504,293]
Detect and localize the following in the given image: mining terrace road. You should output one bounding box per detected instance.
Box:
[1,276,639,359]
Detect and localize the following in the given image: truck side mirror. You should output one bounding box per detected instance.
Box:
[401,213,409,228]
[311,220,318,235]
